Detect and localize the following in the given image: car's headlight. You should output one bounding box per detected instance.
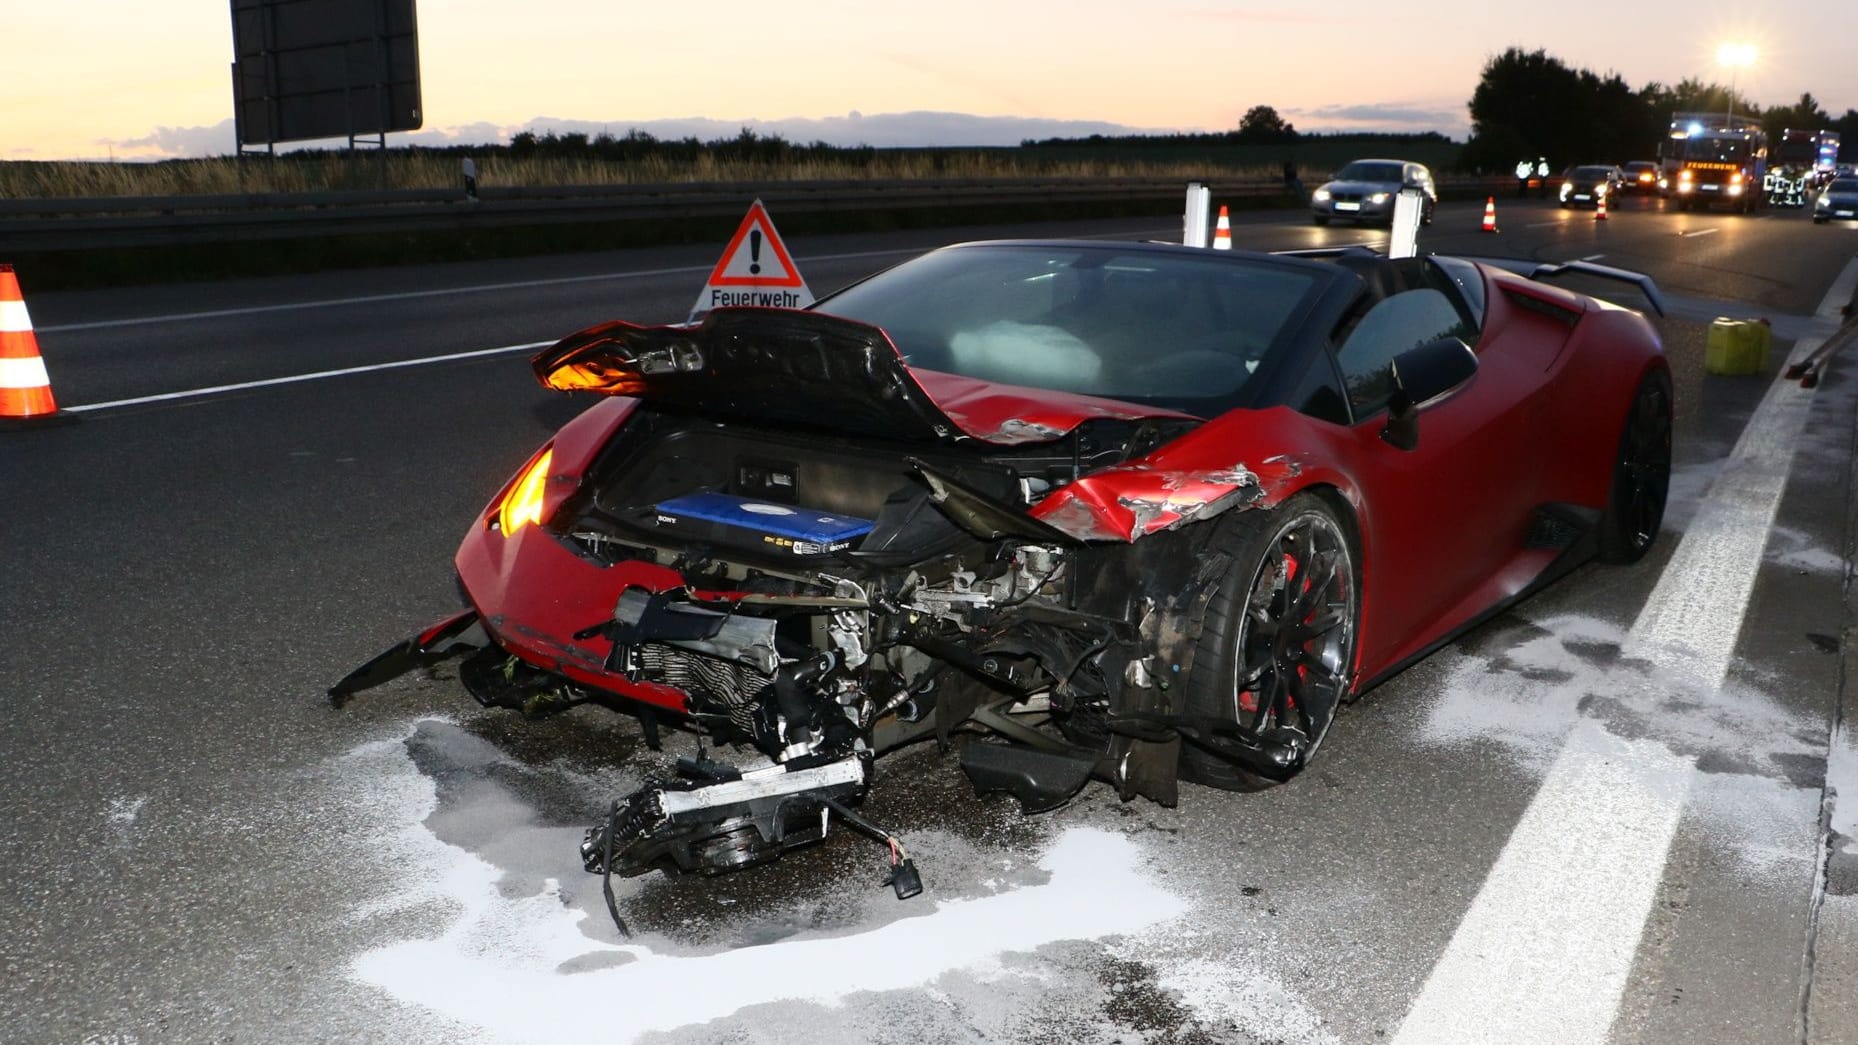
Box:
[1560,183,1572,199]
[1679,169,1693,181]
[1595,184,1608,196]
[495,447,555,536]
[1368,192,1389,204]
[1819,196,1832,208]
[1313,188,1331,201]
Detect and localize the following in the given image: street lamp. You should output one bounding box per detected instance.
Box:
[1717,42,1756,125]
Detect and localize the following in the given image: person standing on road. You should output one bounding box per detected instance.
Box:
[1535,157,1550,199]
[462,156,479,202]
[1283,159,1303,197]
[1515,158,1532,198]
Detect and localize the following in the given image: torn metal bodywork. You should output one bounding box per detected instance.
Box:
[331,238,1674,914]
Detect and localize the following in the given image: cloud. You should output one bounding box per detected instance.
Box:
[101,111,1177,160]
[112,119,239,158]
[515,111,1169,148]
[1286,103,1469,136]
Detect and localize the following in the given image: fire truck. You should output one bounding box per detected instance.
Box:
[1658,112,1768,213]
[1775,128,1841,189]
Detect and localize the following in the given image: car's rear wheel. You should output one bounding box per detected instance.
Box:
[1598,370,1673,564]
[1178,494,1359,791]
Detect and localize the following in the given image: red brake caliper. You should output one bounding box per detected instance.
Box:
[1239,548,1301,716]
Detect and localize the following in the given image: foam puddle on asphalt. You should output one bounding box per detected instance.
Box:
[343,723,1186,1043]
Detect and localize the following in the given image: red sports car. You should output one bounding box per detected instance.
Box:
[334,240,1670,898]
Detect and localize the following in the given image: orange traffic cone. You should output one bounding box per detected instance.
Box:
[1595,194,1608,221]
[1480,197,1499,233]
[0,265,73,428]
[1212,206,1232,250]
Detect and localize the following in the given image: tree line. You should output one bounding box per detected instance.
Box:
[1459,47,1856,171]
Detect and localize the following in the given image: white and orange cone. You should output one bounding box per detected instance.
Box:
[0,265,73,428]
[1480,197,1499,233]
[1595,194,1608,221]
[1212,205,1232,250]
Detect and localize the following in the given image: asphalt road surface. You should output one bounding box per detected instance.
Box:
[4,196,1858,1045]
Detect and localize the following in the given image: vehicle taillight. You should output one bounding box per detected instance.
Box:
[495,447,555,536]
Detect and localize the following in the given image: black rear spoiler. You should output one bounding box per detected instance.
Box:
[1467,257,1668,318]
[1273,247,1667,318]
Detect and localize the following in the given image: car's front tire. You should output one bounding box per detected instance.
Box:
[1178,494,1359,791]
[1598,370,1673,564]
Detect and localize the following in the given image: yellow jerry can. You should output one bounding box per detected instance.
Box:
[1705,317,1769,376]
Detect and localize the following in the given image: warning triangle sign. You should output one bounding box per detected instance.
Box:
[689,199,814,320]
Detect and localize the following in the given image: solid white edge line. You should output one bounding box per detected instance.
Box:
[36,248,925,334]
[1817,250,1858,319]
[1681,227,1720,238]
[1392,342,1822,1044]
[64,341,552,413]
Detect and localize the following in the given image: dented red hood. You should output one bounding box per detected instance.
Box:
[531,307,1197,446]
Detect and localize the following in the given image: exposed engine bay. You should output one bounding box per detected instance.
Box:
[330,309,1320,929]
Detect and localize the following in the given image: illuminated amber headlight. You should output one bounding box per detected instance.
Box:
[495,447,555,536]
[1679,169,1693,181]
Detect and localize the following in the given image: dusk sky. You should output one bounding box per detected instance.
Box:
[6,2,1856,161]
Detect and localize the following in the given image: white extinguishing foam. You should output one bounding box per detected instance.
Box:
[1392,348,1821,1044]
[348,728,1185,1044]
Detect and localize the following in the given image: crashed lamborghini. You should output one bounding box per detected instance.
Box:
[333,240,1671,905]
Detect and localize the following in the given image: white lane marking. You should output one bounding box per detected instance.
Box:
[65,341,551,413]
[1681,227,1720,238]
[0,355,51,389]
[1581,253,1606,261]
[1525,220,1568,228]
[1392,344,1821,1044]
[36,248,923,334]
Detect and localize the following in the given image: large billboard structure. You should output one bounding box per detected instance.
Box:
[230,0,421,150]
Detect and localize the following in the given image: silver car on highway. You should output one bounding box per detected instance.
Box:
[1310,158,1437,226]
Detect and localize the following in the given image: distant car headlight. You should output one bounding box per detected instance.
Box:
[1368,192,1390,204]
[1313,188,1331,202]
[1727,183,1744,196]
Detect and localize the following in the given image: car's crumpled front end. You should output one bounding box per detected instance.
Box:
[332,308,1305,907]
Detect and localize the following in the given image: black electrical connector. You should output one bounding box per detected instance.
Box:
[819,797,925,902]
[886,858,924,900]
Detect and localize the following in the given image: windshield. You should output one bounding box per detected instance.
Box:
[1335,161,1404,183]
[1682,138,1752,164]
[1573,166,1614,179]
[1830,180,1858,193]
[814,244,1322,413]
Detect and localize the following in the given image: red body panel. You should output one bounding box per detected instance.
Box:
[456,262,1665,709]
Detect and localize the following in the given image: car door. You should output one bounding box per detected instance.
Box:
[1328,272,1549,674]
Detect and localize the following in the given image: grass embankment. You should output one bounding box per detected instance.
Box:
[1,135,1462,288]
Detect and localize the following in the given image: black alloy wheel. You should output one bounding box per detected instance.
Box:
[1179,494,1359,791]
[1598,370,1673,564]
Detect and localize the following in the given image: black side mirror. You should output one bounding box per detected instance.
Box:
[1381,337,1477,451]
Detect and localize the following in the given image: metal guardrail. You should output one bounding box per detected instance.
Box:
[0,176,1508,252]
